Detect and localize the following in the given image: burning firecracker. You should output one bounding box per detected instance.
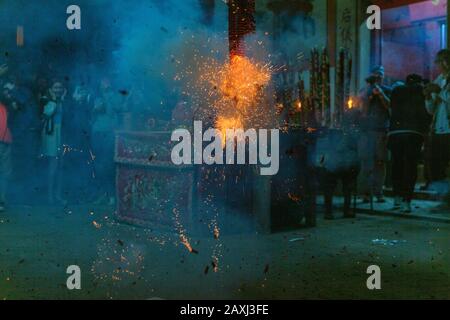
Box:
[321,48,331,127]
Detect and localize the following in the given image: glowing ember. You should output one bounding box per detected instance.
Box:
[92,221,102,229]
[213,226,220,240]
[180,234,194,253]
[216,116,244,147]
[297,100,302,111]
[212,257,219,273]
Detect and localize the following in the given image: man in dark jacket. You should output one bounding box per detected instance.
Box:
[388,74,431,213]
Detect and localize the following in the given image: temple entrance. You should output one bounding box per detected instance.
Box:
[355,0,450,214]
[372,0,447,83]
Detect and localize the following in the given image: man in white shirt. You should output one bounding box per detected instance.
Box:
[424,49,450,183]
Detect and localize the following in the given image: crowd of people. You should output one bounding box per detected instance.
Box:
[0,64,124,212]
[322,49,450,219]
[1,50,450,217]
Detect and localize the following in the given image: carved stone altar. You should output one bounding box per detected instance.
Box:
[115,131,194,231]
[114,129,318,234]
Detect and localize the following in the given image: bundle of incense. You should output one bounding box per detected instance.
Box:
[321,48,331,127]
[283,70,292,116]
[310,48,321,125]
[298,74,305,126]
[335,48,346,127]
[310,49,317,103]
[307,95,317,128]
[344,52,353,112]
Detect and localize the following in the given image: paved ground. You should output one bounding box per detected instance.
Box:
[0,204,449,300]
[317,196,450,223]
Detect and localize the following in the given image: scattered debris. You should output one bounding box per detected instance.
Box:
[371,239,406,246]
[289,237,305,243]
[92,221,102,229]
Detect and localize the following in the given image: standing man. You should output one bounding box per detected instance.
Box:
[389,74,430,213]
[0,63,11,211]
[359,66,391,203]
[0,99,12,212]
[424,50,450,185]
[92,78,121,206]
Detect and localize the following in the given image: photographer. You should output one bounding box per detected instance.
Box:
[41,79,68,204]
[358,66,392,203]
[424,49,450,184]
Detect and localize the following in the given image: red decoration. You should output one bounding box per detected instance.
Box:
[228,0,256,57]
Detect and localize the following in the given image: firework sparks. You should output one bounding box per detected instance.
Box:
[198,55,272,148]
[215,116,243,147]
[213,225,220,240]
[216,55,271,113]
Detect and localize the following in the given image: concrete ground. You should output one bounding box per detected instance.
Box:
[317,196,450,223]
[0,204,449,300]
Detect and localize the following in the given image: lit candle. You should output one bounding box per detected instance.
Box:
[347,97,354,110]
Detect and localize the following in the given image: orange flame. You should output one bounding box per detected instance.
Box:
[218,55,271,112]
[206,55,271,147]
[216,116,244,147]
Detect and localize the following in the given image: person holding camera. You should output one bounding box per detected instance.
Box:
[424,50,450,185]
[358,66,392,204]
[41,79,67,204]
